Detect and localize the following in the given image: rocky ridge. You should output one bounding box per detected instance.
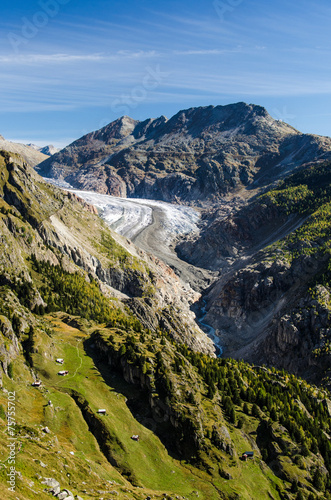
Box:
[35,102,331,202]
[27,144,60,156]
[0,135,49,167]
[180,159,331,386]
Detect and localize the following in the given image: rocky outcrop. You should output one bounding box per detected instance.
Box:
[35,103,331,203]
[203,243,331,383]
[41,477,83,499]
[0,314,20,376]
[66,192,98,215]
[211,424,235,457]
[252,286,331,385]
[176,196,294,270]
[125,297,214,355]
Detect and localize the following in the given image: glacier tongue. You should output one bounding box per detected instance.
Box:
[44,178,214,291]
[67,189,200,244]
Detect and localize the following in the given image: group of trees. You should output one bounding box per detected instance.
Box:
[100,324,331,494]
[18,255,142,333]
[7,235,331,495]
[262,159,331,216]
[174,344,331,490]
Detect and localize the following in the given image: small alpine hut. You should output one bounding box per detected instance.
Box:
[56,358,64,364]
[97,409,106,415]
[131,435,139,441]
[57,370,69,376]
[31,380,42,387]
[242,451,254,461]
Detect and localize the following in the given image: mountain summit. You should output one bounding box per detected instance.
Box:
[27,143,59,156]
[36,102,331,202]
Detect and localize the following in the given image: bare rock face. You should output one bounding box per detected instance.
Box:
[253,286,331,385]
[176,197,291,270]
[41,478,60,489]
[66,192,98,215]
[202,241,331,384]
[35,103,331,202]
[0,314,20,375]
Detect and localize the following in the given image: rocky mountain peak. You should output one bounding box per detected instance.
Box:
[35,102,331,202]
[161,102,280,137]
[40,144,59,156]
[93,115,138,142]
[27,143,59,156]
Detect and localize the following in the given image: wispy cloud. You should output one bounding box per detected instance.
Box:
[0,50,158,65]
[116,50,158,59]
[173,48,242,56]
[147,10,228,34]
[163,71,331,97]
[0,0,330,143]
[0,53,104,64]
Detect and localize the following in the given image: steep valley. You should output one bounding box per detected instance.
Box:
[59,178,331,388]
[55,186,218,292]
[34,102,331,386]
[1,102,331,500]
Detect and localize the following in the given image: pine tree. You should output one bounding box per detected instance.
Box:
[237,417,244,429]
[252,403,260,418]
[313,468,325,491]
[270,406,277,421]
[243,402,250,415]
[291,480,298,493]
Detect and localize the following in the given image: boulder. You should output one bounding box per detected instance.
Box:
[51,485,61,495]
[41,478,60,489]
[57,490,74,500]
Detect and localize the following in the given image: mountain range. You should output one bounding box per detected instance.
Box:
[1,102,331,499]
[36,102,331,203]
[34,102,331,386]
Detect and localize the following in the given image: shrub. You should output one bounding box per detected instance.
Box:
[7,362,13,379]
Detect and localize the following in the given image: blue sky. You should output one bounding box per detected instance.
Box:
[1,0,331,148]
